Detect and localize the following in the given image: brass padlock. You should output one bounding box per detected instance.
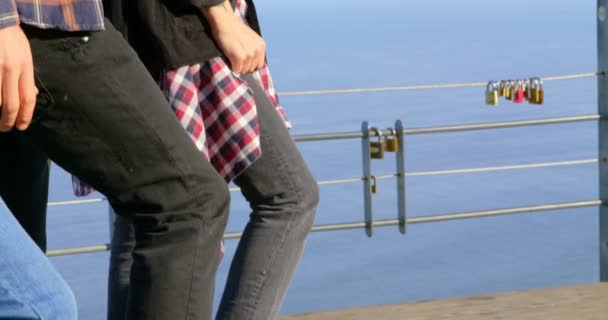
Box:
[385,128,399,152]
[500,81,508,97]
[529,78,539,104]
[509,80,518,101]
[504,80,513,100]
[537,79,544,105]
[371,176,378,194]
[485,81,499,106]
[525,79,533,101]
[530,78,543,104]
[369,128,385,159]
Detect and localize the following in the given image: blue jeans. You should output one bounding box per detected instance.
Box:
[0,201,77,319]
[108,73,320,320]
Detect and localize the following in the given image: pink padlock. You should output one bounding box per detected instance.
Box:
[514,81,525,103]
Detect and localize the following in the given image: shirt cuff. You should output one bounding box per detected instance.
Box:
[0,0,19,30]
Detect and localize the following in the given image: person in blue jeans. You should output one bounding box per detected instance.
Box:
[0,201,77,319]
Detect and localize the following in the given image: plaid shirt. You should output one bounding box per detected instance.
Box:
[0,0,104,31]
[72,0,289,196]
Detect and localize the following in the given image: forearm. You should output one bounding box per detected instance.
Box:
[198,0,265,74]
[200,0,235,32]
[0,0,19,29]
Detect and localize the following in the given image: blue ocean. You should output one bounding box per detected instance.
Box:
[42,0,600,318]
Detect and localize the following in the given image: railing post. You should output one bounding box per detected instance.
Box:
[395,120,407,234]
[598,0,608,282]
[361,121,374,237]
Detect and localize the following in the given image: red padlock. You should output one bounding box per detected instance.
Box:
[514,81,525,104]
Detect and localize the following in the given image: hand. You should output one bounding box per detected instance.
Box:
[0,25,37,132]
[202,1,266,74]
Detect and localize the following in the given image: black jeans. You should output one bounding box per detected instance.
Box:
[16,21,231,320]
[0,132,49,251]
[108,74,320,320]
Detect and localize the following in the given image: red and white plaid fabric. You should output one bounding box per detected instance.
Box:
[72,0,289,196]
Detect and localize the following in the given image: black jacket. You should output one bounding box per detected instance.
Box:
[104,0,262,79]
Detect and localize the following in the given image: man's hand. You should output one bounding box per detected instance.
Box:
[202,1,266,74]
[0,25,37,132]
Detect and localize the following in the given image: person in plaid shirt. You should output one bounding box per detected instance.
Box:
[100,0,320,319]
[0,0,261,319]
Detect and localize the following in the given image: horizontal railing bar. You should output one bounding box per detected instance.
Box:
[410,200,601,223]
[48,198,106,207]
[293,132,363,142]
[403,114,601,135]
[48,200,601,256]
[292,200,603,234]
[291,115,600,142]
[407,159,598,177]
[306,200,603,232]
[47,244,110,257]
[279,72,599,96]
[229,158,598,192]
[318,178,364,186]
[50,159,597,198]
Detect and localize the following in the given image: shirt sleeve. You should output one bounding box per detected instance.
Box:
[0,0,18,29]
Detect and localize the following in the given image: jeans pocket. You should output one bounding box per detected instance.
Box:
[31,72,56,124]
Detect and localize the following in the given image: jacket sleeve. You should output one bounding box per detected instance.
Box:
[0,0,18,29]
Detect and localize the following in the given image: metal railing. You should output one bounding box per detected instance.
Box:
[47,114,602,256]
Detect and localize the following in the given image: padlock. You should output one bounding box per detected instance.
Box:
[499,81,507,97]
[525,79,532,101]
[537,79,544,105]
[531,78,539,104]
[504,80,513,100]
[528,78,537,103]
[530,78,542,104]
[485,81,499,106]
[524,79,532,101]
[384,128,399,152]
[371,176,378,194]
[509,80,518,101]
[369,128,385,159]
[514,80,525,103]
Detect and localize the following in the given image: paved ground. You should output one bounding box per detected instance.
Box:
[279,283,608,320]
